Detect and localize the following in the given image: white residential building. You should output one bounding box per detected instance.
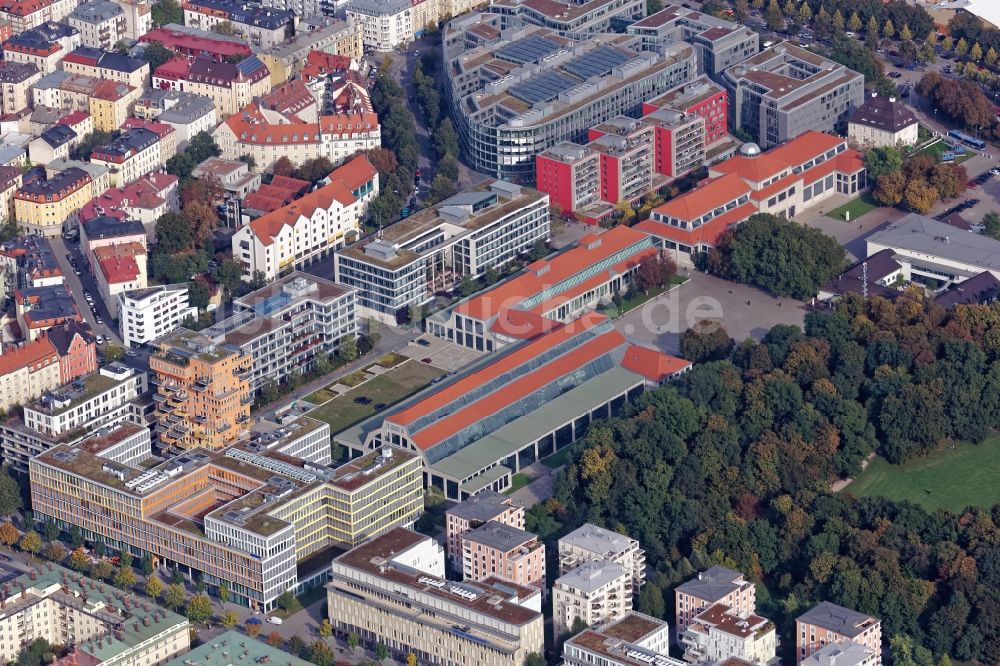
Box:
[801,642,878,666]
[559,523,646,591]
[68,0,127,49]
[203,272,357,392]
[848,93,918,149]
[118,284,196,348]
[563,613,683,666]
[113,0,152,40]
[192,157,261,198]
[553,560,632,637]
[681,603,778,666]
[335,181,549,324]
[233,155,378,281]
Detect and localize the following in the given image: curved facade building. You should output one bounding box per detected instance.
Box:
[443,13,696,182]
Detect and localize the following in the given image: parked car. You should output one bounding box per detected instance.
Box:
[968,181,978,188]
[421,357,433,364]
[267,617,283,625]
[416,338,431,347]
[125,350,138,357]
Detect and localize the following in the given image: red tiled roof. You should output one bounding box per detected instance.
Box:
[712,154,787,183]
[224,103,378,147]
[80,174,175,222]
[98,254,140,283]
[636,202,758,247]
[766,130,845,168]
[457,226,653,321]
[246,178,357,246]
[0,336,57,376]
[651,172,751,221]
[488,309,559,340]
[328,154,376,192]
[243,175,311,212]
[152,57,191,80]
[261,79,315,116]
[620,344,690,382]
[140,27,251,59]
[301,50,351,82]
[56,111,90,126]
[121,117,175,137]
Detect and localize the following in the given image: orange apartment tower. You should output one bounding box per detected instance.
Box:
[150,328,253,450]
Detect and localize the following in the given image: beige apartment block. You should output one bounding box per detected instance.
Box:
[559,523,646,590]
[445,489,524,565]
[462,520,545,588]
[681,603,778,666]
[796,602,881,665]
[553,559,632,637]
[675,567,756,639]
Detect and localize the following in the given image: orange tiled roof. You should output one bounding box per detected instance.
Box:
[0,336,57,376]
[489,309,559,340]
[247,178,357,246]
[712,154,786,183]
[620,344,690,382]
[224,103,378,146]
[766,130,845,168]
[652,172,751,221]
[98,254,140,283]
[328,154,376,192]
[636,202,758,247]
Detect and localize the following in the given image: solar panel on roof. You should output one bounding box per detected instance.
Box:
[496,35,562,64]
[562,46,631,80]
[237,56,264,75]
[509,71,577,104]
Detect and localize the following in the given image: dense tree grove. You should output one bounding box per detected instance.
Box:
[529,293,1000,663]
[916,72,997,131]
[871,152,968,213]
[367,70,419,226]
[704,214,846,299]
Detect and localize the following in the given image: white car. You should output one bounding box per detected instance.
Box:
[266,616,283,625]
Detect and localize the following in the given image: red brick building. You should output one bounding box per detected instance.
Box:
[47,320,97,383]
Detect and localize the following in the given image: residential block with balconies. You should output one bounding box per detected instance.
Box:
[445,490,524,566]
[795,602,881,665]
[681,602,778,666]
[553,559,632,637]
[149,328,253,452]
[462,521,545,588]
[559,523,646,591]
[674,567,756,640]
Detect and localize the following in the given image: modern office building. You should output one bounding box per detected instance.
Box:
[643,74,728,146]
[119,285,197,348]
[443,14,696,180]
[0,563,190,666]
[722,42,865,148]
[328,528,544,666]
[681,603,778,666]
[796,603,881,665]
[232,155,378,281]
[587,116,656,206]
[553,559,632,636]
[559,523,646,590]
[30,438,423,610]
[866,213,1000,282]
[428,225,656,351]
[149,328,253,451]
[626,3,758,78]
[462,521,545,587]
[336,181,549,324]
[563,613,682,666]
[638,131,866,267]
[847,92,919,148]
[675,567,756,639]
[487,0,644,39]
[68,0,127,49]
[445,490,524,566]
[182,0,295,49]
[336,313,690,499]
[203,272,357,392]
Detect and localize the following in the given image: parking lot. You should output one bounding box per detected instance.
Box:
[400,334,483,373]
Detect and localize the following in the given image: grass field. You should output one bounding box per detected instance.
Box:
[505,472,534,495]
[541,447,574,469]
[305,388,335,405]
[309,360,444,434]
[843,437,1000,513]
[826,192,879,221]
[916,140,973,163]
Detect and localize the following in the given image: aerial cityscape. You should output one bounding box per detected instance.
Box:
[0,0,994,663]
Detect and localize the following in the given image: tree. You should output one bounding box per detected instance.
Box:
[832,8,844,33]
[238,154,256,170]
[171,567,183,584]
[524,654,546,666]
[145,575,164,599]
[636,583,666,618]
[140,41,174,71]
[848,11,862,32]
[151,0,181,25]
[182,201,218,248]
[272,156,295,177]
[287,636,306,657]
[900,23,913,41]
[0,466,22,515]
[347,632,359,650]
[103,344,124,363]
[155,211,193,255]
[295,157,336,183]
[883,18,895,38]
[338,335,358,362]
[266,632,283,648]
[903,179,938,213]
[92,560,113,581]
[797,1,811,24]
[221,611,238,628]
[971,41,983,61]
[867,15,879,35]
[0,522,20,547]
[734,0,749,23]
[43,521,58,542]
[680,322,736,363]
[319,618,333,637]
[114,567,137,590]
[213,260,242,296]
[782,0,793,19]
[276,590,295,611]
[186,594,213,623]
[983,211,1000,239]
[68,548,90,571]
[429,173,458,203]
[43,541,64,562]
[873,172,906,206]
[987,46,999,66]
[219,582,230,604]
[245,621,262,638]
[310,641,334,666]
[163,584,185,610]
[864,146,904,182]
[530,239,548,261]
[956,37,968,56]
[211,20,238,35]
[433,118,459,159]
[942,34,954,51]
[366,148,397,175]
[376,643,390,661]
[188,280,210,309]
[407,654,418,666]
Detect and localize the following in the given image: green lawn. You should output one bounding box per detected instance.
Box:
[599,277,687,319]
[504,472,534,495]
[541,446,574,469]
[336,370,370,388]
[916,140,973,163]
[826,192,879,222]
[305,388,335,405]
[271,586,326,619]
[309,361,444,435]
[842,437,1000,513]
[376,352,409,368]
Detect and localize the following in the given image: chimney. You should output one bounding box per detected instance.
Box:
[889,97,896,103]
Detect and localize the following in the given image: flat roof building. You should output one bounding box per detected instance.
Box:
[30,438,423,611]
[554,559,631,637]
[559,522,646,590]
[163,631,312,666]
[336,181,550,325]
[800,642,878,666]
[328,527,544,666]
[563,612,681,666]
[722,42,864,149]
[443,14,696,180]
[446,490,523,565]
[675,567,756,639]
[796,602,881,665]
[336,313,690,499]
[463,521,545,587]
[681,603,777,666]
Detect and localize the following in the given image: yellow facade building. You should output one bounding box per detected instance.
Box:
[14,166,93,236]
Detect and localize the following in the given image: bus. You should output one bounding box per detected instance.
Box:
[948,128,986,150]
